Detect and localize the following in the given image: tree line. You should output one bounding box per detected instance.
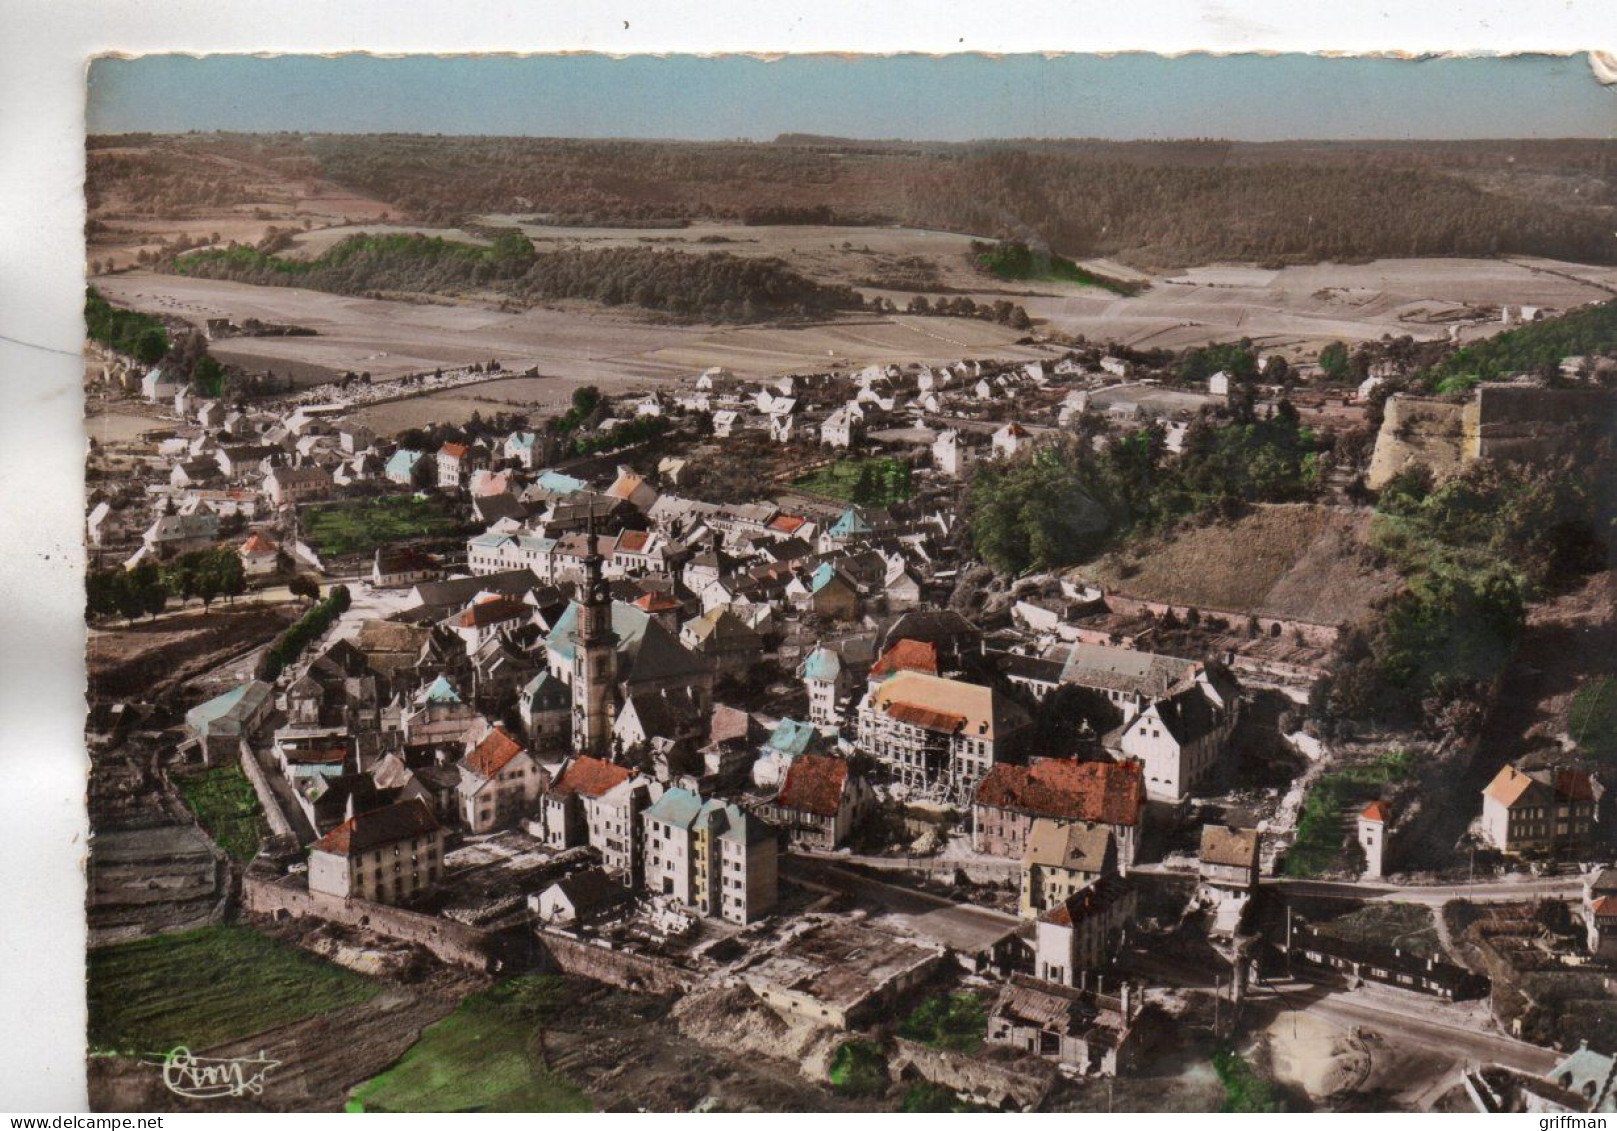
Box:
[169,232,868,323]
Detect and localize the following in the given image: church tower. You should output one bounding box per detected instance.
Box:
[571,513,618,757]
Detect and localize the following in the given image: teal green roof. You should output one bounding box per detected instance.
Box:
[766,718,821,758]
[645,787,704,829]
[799,647,841,682]
[828,508,871,538]
[537,470,588,495]
[185,680,272,737]
[386,449,423,476]
[420,675,462,704]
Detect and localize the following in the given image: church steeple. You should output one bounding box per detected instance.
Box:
[572,503,617,757]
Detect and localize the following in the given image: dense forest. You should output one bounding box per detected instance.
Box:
[170,231,867,322]
[88,133,1617,268]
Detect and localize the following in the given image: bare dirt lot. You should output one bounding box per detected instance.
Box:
[1072,504,1404,626]
[1019,255,1617,355]
[87,604,298,704]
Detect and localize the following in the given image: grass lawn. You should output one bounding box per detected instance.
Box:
[827,1039,889,1098]
[1571,676,1617,763]
[1211,1048,1284,1113]
[176,765,267,861]
[896,992,986,1054]
[302,494,459,559]
[1283,750,1416,878]
[1314,902,1439,959]
[791,457,913,505]
[348,975,590,1113]
[88,925,380,1056]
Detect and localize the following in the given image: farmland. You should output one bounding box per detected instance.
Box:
[87,925,381,1055]
[347,974,591,1113]
[302,494,461,559]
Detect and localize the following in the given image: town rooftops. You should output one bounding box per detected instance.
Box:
[549,755,634,799]
[1200,825,1261,871]
[975,759,1144,827]
[463,725,527,779]
[312,798,441,857]
[869,670,1023,741]
[1059,642,1200,699]
[450,596,529,629]
[775,753,851,818]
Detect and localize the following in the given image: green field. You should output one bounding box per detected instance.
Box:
[827,1039,889,1098]
[1283,750,1415,877]
[88,925,380,1055]
[792,457,913,505]
[302,494,459,558]
[348,975,590,1113]
[176,765,267,861]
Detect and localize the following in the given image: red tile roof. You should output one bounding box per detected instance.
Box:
[313,798,441,856]
[633,591,681,612]
[1360,800,1392,823]
[549,755,633,799]
[616,529,651,553]
[871,638,939,680]
[454,596,528,628]
[440,442,470,459]
[1594,896,1617,919]
[769,514,807,533]
[464,725,527,778]
[775,753,850,818]
[240,531,278,555]
[975,759,1144,827]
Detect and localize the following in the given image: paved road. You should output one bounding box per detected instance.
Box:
[1304,991,1560,1077]
[1135,864,1586,906]
[782,853,1023,954]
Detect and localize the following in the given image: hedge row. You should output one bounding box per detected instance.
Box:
[258,585,350,681]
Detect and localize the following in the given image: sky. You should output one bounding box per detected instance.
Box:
[86,52,1615,141]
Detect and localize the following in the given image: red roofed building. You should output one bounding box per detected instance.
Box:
[437,440,486,490]
[974,759,1145,869]
[444,595,530,652]
[758,753,875,850]
[539,755,635,850]
[1357,799,1392,878]
[869,639,939,683]
[238,530,279,576]
[307,798,446,905]
[457,725,545,833]
[1480,761,1603,856]
[1033,874,1137,987]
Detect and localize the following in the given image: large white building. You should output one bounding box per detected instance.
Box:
[641,787,778,924]
[855,670,1029,804]
[307,798,446,906]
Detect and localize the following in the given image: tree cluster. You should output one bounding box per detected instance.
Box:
[257,585,351,681]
